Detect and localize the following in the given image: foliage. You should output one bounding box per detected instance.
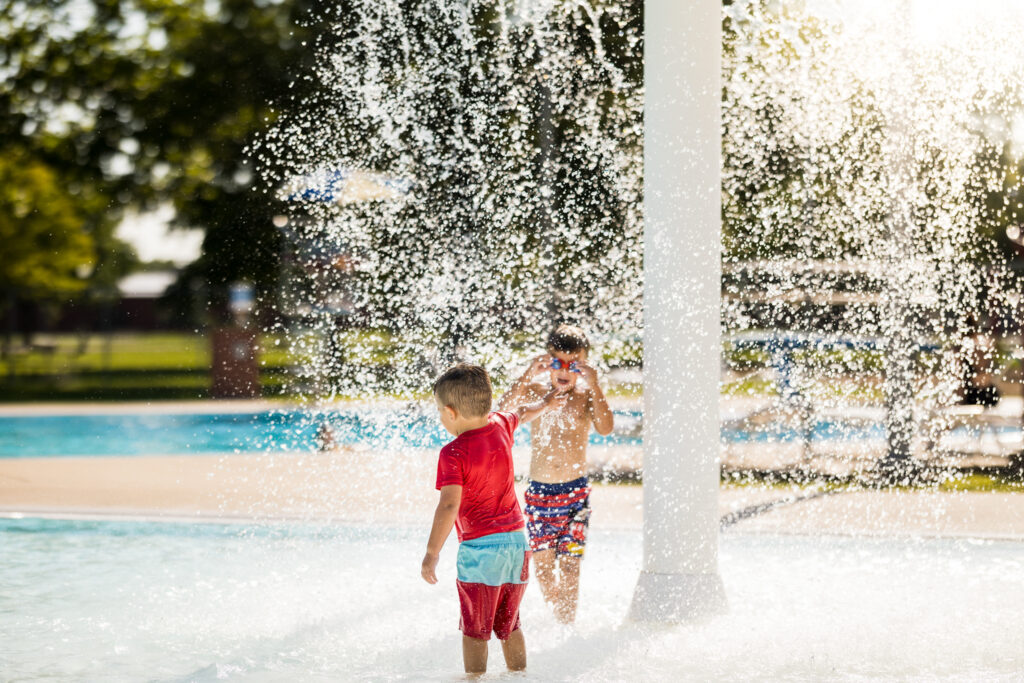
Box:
[721,0,1024,356]
[0,147,94,299]
[971,137,1024,273]
[0,0,318,324]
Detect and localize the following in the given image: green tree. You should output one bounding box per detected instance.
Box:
[0,0,316,325]
[0,147,94,333]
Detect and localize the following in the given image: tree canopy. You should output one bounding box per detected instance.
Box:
[0,146,94,298]
[0,0,316,323]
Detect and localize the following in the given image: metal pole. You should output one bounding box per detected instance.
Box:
[628,0,727,623]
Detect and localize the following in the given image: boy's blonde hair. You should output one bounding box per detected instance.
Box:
[547,324,590,355]
[432,363,493,417]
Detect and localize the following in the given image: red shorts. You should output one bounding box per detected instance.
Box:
[457,581,528,640]
[456,531,530,641]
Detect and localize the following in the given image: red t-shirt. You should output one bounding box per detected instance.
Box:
[435,411,525,542]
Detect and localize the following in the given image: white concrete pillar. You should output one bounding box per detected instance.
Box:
[628,0,727,623]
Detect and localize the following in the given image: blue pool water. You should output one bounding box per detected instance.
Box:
[0,409,641,458]
[2,408,1005,458]
[721,420,887,443]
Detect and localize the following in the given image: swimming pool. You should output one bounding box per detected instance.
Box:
[0,407,1009,459]
[0,408,919,459]
[3,516,1023,681]
[0,409,641,458]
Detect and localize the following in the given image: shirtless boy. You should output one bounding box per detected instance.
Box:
[498,324,614,623]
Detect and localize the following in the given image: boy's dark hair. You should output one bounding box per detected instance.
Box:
[547,324,590,354]
[432,363,493,417]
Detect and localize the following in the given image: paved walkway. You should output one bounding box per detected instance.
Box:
[719,486,1024,539]
[3,451,1024,540]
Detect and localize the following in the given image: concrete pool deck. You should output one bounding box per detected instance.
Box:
[2,450,1024,540]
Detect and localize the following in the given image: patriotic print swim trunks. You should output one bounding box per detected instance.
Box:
[523,476,591,558]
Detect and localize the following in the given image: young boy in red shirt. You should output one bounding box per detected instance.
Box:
[421,363,565,675]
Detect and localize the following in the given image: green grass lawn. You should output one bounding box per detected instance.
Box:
[0,333,295,402]
[0,330,910,403]
[0,330,642,402]
[1,334,210,374]
[938,472,1024,493]
[0,330,987,405]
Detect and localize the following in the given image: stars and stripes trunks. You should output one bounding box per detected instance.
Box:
[523,476,591,558]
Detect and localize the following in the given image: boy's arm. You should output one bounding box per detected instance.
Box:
[497,354,550,411]
[516,388,568,424]
[421,484,462,584]
[577,360,615,436]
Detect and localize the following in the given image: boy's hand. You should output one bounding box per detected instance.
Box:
[543,388,569,410]
[421,552,440,584]
[575,359,600,387]
[526,354,552,379]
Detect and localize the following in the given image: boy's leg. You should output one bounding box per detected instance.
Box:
[462,635,488,674]
[524,483,556,608]
[551,484,590,623]
[553,556,581,624]
[532,548,560,607]
[501,629,527,671]
[534,549,581,623]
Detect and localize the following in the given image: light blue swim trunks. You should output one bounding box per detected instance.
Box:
[456,530,530,586]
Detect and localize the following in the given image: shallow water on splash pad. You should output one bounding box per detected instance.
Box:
[2,518,1024,681]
